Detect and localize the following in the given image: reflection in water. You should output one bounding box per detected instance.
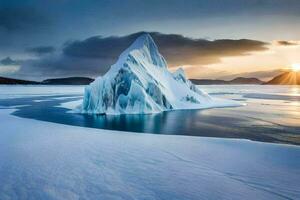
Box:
[289,87,300,111]
[0,92,300,145]
[289,86,300,97]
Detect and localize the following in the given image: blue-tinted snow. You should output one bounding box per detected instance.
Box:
[0,109,299,200]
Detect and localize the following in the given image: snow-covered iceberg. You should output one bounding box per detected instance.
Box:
[82,33,238,114]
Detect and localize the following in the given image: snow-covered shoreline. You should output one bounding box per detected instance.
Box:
[0,108,299,199]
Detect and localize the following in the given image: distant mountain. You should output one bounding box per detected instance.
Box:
[190,77,264,85]
[0,77,39,84]
[0,76,94,85]
[229,77,264,84]
[0,76,265,85]
[41,77,94,85]
[265,72,300,85]
[190,79,227,85]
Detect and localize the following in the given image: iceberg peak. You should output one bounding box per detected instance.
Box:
[128,33,157,50]
[118,33,167,69]
[81,33,239,114]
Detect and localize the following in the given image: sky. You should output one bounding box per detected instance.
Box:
[0,0,300,81]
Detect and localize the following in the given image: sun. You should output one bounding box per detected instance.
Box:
[291,63,300,72]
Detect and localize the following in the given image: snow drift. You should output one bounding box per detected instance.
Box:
[82,33,238,114]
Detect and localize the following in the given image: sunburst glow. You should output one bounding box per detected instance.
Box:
[291,63,300,72]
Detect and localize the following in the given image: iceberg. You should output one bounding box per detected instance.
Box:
[82,33,238,114]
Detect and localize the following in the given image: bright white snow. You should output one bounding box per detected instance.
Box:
[82,34,238,114]
[56,99,83,110]
[0,108,299,200]
[0,86,300,199]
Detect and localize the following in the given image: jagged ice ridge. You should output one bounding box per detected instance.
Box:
[81,34,238,114]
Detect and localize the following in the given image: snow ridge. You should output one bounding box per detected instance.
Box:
[82,33,238,114]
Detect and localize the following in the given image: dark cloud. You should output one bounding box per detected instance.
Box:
[16,32,268,80]
[0,57,21,66]
[0,0,299,58]
[18,55,114,80]
[63,32,141,59]
[274,40,299,46]
[63,32,268,67]
[154,33,268,66]
[0,0,299,64]
[26,46,55,56]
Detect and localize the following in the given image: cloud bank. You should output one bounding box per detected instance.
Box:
[0,57,21,75]
[0,57,21,66]
[26,46,55,56]
[274,40,300,46]
[13,32,268,80]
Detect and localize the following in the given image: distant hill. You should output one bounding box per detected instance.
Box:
[229,77,264,84]
[190,79,227,85]
[41,77,94,85]
[0,76,94,85]
[190,77,264,85]
[1,76,266,85]
[0,77,39,84]
[265,72,300,85]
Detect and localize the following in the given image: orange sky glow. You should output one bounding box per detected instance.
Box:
[170,41,300,81]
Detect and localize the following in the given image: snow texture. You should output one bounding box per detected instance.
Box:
[82,34,238,114]
[0,108,299,200]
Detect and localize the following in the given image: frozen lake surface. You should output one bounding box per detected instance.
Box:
[0,85,300,199]
[0,85,299,145]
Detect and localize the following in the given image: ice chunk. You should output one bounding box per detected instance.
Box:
[82,33,239,114]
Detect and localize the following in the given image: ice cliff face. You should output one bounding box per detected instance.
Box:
[82,33,237,114]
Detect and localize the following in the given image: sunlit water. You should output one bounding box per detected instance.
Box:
[0,85,299,145]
